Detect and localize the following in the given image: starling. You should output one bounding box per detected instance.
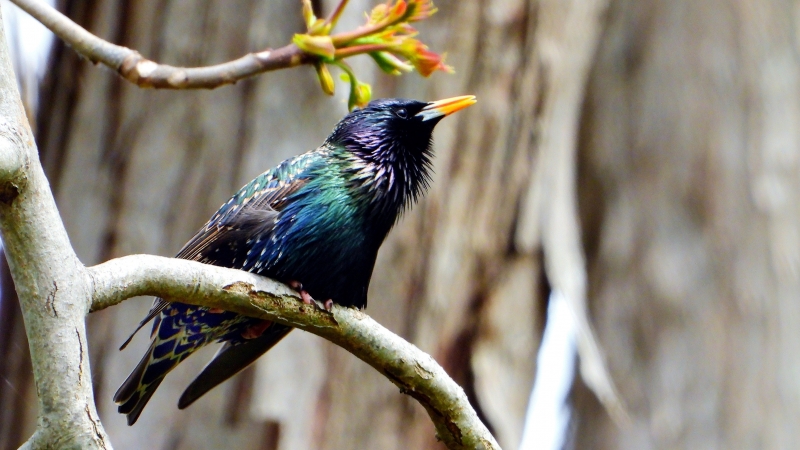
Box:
[114,95,476,425]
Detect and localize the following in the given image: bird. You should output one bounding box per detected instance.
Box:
[113,95,476,425]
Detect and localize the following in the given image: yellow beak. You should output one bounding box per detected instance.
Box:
[415,95,477,121]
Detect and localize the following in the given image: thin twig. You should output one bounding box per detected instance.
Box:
[325,0,350,27]
[88,254,501,450]
[9,0,313,89]
[334,43,391,59]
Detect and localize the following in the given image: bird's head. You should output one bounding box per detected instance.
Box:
[326,95,476,212]
[327,96,476,161]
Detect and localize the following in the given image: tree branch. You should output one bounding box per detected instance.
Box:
[9,0,451,100]
[88,254,500,450]
[0,4,111,449]
[9,0,311,89]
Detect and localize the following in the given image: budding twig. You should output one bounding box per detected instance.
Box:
[9,0,315,89]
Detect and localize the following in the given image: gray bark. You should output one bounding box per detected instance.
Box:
[573,0,800,447]
[0,4,110,448]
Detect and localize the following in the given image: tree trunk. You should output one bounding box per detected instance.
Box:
[13,0,545,449]
[573,0,800,447]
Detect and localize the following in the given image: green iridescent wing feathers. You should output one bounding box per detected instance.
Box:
[118,150,324,350]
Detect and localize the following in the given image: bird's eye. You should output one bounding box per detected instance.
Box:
[396,108,408,119]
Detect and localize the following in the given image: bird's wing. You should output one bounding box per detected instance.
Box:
[119,151,321,350]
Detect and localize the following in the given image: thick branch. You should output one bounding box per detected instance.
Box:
[0,4,110,449]
[89,254,500,450]
[9,0,312,89]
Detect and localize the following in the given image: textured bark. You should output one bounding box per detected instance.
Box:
[573,0,800,447]
[0,4,110,447]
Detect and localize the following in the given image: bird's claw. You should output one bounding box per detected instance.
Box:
[289,281,333,310]
[289,280,314,305]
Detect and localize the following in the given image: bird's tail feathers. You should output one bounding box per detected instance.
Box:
[113,341,169,425]
[178,324,292,409]
[114,327,206,425]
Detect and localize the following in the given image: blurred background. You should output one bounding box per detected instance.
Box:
[1,0,799,449]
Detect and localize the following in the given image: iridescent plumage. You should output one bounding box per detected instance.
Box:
[114,96,476,425]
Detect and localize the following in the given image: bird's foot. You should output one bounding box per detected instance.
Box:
[241,321,271,339]
[324,299,334,311]
[288,280,314,305]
